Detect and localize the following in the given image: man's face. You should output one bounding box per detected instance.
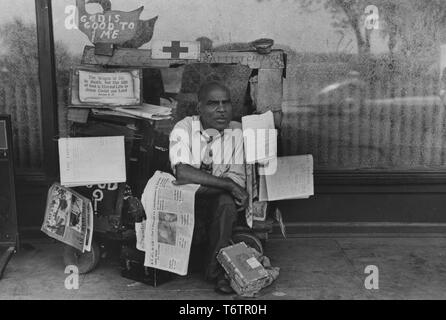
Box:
[198,87,233,132]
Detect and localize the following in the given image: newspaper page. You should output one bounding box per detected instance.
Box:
[242,111,277,164]
[259,155,314,201]
[41,183,93,253]
[58,136,126,187]
[141,171,200,276]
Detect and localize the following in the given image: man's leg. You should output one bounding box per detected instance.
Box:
[190,193,211,273]
[204,192,237,282]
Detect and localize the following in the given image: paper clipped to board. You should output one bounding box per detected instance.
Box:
[259,155,314,201]
[58,136,126,187]
[242,111,277,164]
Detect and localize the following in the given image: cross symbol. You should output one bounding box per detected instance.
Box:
[162,41,189,59]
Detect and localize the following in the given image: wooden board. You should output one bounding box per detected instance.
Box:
[151,40,200,60]
[69,66,142,108]
[256,68,283,114]
[81,46,285,69]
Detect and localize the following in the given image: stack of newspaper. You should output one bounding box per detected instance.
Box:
[115,103,173,121]
[90,102,174,122]
[137,171,200,276]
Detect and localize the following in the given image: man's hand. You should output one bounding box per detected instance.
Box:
[229,182,249,212]
[172,178,193,186]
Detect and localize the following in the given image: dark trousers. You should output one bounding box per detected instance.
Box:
[190,191,237,281]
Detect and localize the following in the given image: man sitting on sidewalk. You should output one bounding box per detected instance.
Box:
[169,81,248,294]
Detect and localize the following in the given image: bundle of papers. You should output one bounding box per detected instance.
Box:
[217,242,270,297]
[91,108,139,119]
[58,136,126,187]
[259,155,314,201]
[115,104,172,121]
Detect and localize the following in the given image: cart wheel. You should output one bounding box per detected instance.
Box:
[63,241,101,274]
[232,232,263,255]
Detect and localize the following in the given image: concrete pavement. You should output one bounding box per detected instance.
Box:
[1,237,446,300]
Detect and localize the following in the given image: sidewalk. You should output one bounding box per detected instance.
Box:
[2,237,446,300]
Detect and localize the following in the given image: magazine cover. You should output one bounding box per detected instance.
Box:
[41,183,93,253]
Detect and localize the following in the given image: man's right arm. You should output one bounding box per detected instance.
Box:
[174,163,234,191]
[169,119,248,209]
[175,163,248,210]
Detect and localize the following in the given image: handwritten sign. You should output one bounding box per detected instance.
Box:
[73,183,124,216]
[70,67,142,107]
[78,7,143,44]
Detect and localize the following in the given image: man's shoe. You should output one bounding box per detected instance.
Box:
[214,278,234,295]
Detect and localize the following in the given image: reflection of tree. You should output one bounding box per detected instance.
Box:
[0,18,77,165]
[258,0,446,59]
[0,18,76,86]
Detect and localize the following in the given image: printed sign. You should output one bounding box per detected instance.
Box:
[79,70,134,101]
[151,40,200,60]
[70,67,142,107]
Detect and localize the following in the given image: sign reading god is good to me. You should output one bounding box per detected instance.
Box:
[77,0,143,44]
[70,67,142,107]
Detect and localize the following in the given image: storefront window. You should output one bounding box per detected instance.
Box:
[0,0,43,173]
[280,1,446,171]
[51,0,446,171]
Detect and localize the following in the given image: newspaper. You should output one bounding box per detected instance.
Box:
[140,171,200,276]
[58,136,126,187]
[242,111,277,164]
[259,155,314,201]
[41,183,93,253]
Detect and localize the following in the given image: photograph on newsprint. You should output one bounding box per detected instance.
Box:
[2,0,446,308]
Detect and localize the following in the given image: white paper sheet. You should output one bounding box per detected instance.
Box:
[58,136,126,187]
[259,155,314,201]
[242,111,277,164]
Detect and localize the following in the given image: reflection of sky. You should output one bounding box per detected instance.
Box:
[0,0,388,56]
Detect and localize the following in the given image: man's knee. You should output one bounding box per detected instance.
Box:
[212,192,237,221]
[215,192,236,207]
